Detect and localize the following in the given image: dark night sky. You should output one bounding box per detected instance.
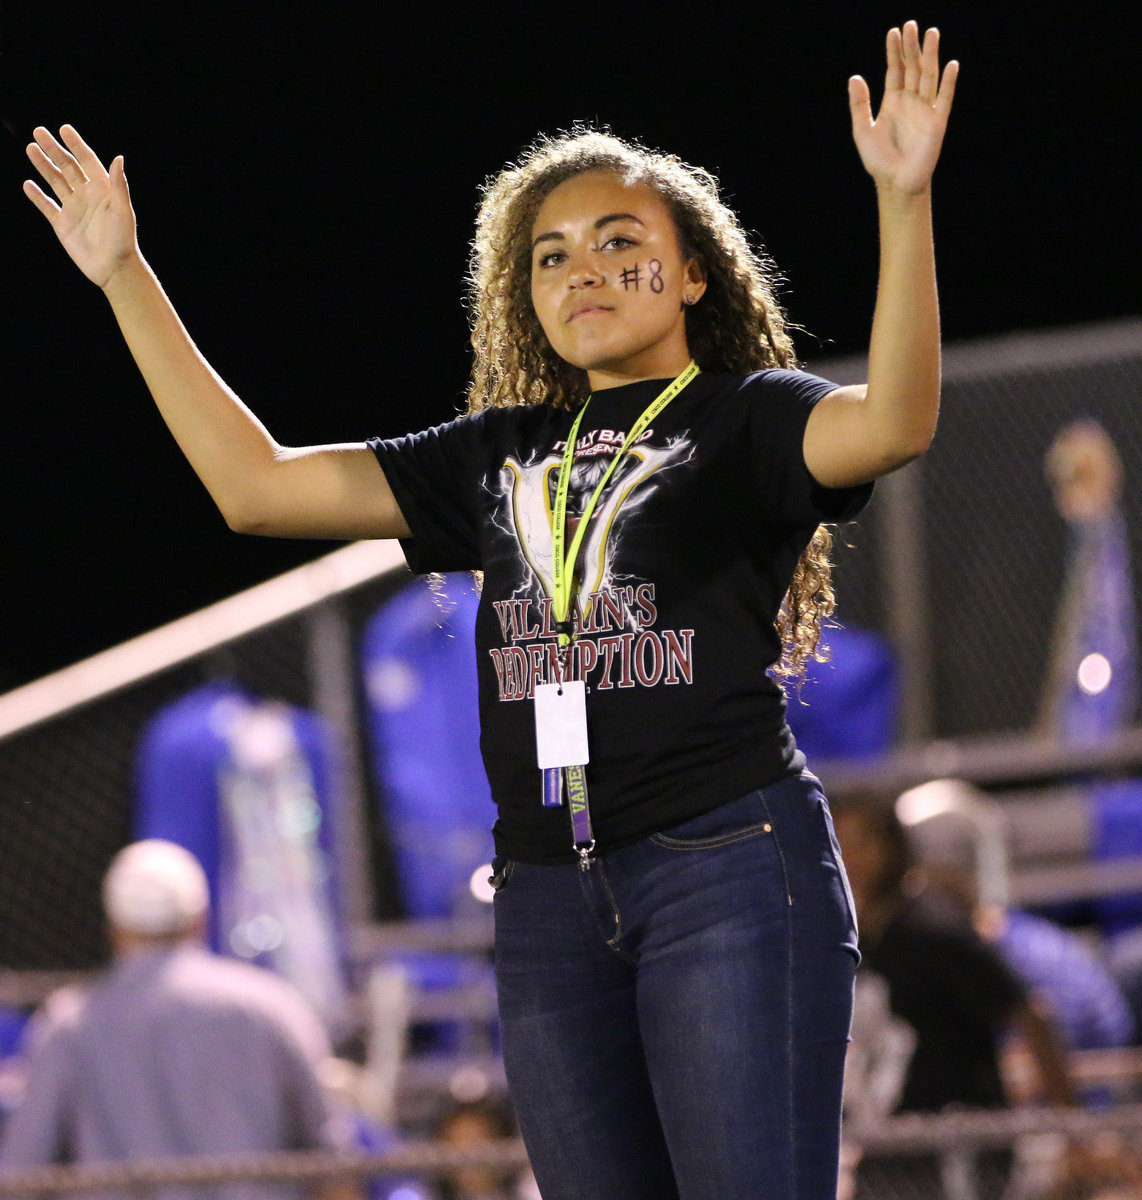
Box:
[0,2,1136,690]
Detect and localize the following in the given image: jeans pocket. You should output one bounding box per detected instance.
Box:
[649,791,774,851]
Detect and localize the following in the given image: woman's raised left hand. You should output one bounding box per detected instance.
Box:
[849,21,958,196]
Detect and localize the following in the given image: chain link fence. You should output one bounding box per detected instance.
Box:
[822,317,1142,742]
[0,543,412,973]
[4,1105,1142,1200]
[846,1100,1142,1200]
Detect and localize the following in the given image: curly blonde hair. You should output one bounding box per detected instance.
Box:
[465,127,835,679]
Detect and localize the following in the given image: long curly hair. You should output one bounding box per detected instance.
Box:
[465,127,834,680]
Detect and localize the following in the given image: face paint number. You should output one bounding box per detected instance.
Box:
[619,259,665,293]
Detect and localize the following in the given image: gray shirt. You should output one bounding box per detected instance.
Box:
[0,945,346,1200]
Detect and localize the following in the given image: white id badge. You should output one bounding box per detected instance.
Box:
[534,681,590,769]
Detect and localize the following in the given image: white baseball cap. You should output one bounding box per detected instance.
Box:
[102,840,210,936]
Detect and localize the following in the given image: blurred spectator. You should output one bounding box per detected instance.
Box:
[361,575,495,923]
[833,792,1077,1200]
[431,1099,533,1200]
[1039,419,1136,742]
[136,682,349,1033]
[1039,420,1142,941]
[833,792,1074,1115]
[0,840,356,1200]
[1107,928,1142,1043]
[359,577,498,1065]
[898,779,1134,1057]
[994,908,1134,1053]
[783,625,897,762]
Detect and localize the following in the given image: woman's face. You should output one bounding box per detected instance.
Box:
[529,169,705,390]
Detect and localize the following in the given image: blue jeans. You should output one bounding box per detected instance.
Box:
[492,772,859,1200]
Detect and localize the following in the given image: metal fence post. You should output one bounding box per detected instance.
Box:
[305,598,374,933]
[878,462,934,743]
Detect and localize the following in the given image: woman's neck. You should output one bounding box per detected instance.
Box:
[586,348,694,392]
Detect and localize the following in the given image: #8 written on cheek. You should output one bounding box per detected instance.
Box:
[620,259,665,292]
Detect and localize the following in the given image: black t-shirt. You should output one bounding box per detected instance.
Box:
[861,893,1029,1113]
[370,369,870,863]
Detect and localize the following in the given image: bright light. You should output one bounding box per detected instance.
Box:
[1077,653,1112,696]
[450,1064,491,1103]
[469,864,496,905]
[228,913,285,958]
[896,781,959,827]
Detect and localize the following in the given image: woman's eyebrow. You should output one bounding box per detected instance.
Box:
[532,212,646,252]
[594,212,644,230]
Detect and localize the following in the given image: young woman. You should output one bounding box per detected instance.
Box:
[24,21,957,1200]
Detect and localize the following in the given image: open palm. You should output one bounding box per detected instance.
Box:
[850,22,958,196]
[24,125,137,289]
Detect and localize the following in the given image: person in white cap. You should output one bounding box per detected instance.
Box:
[0,840,354,1200]
[102,837,213,944]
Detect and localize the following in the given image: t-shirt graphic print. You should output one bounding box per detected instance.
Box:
[488,425,696,704]
[370,369,870,862]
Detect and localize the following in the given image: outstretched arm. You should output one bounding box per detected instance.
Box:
[24,125,410,540]
[804,21,958,488]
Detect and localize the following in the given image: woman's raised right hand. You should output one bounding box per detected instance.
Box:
[25,125,139,290]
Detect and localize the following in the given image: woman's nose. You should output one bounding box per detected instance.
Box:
[567,253,603,288]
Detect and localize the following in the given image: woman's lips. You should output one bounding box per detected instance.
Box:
[567,304,614,322]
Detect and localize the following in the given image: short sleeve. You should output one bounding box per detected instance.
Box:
[368,413,491,575]
[746,369,873,526]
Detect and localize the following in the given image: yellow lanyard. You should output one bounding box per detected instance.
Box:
[550,361,699,647]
